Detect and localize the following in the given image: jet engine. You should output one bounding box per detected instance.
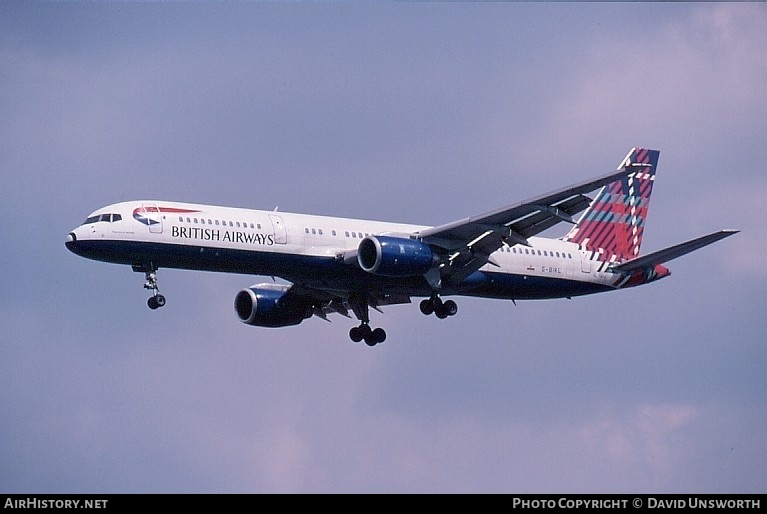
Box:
[234,283,313,328]
[357,235,437,277]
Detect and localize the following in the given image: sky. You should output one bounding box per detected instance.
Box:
[1,2,765,494]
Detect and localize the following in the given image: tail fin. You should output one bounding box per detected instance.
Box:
[563,148,660,262]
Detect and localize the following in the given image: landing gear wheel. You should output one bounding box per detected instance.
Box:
[349,326,364,343]
[443,299,458,316]
[371,328,386,345]
[422,296,458,319]
[147,294,166,310]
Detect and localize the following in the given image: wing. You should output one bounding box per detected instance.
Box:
[288,283,412,322]
[416,168,633,283]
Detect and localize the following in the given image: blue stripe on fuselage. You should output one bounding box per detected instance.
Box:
[66,239,613,300]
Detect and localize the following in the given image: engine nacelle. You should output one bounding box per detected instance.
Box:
[357,235,436,277]
[234,283,313,328]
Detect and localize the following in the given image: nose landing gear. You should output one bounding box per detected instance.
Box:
[134,264,166,310]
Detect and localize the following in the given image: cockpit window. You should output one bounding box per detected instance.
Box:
[83,213,122,225]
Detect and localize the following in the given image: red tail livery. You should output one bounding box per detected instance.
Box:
[564,148,660,263]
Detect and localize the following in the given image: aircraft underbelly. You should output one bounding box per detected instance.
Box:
[460,270,613,300]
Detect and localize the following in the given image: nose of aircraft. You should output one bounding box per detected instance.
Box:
[65,231,78,252]
[65,227,88,255]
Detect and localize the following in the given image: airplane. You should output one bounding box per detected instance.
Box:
[66,148,737,346]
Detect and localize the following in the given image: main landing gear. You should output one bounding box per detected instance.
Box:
[349,324,387,346]
[348,293,386,346]
[419,295,458,319]
[134,264,166,310]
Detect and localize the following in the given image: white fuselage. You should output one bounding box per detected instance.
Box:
[67,200,624,301]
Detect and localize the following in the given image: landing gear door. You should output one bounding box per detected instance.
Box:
[142,204,163,234]
[269,214,287,244]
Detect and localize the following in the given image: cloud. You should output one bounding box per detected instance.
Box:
[510,4,767,170]
[581,404,698,476]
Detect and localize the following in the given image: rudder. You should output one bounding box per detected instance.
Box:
[563,148,660,261]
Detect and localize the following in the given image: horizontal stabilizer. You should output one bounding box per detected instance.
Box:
[610,230,738,272]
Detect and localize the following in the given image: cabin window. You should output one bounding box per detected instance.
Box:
[345,231,350,237]
[332,230,337,236]
[257,223,261,229]
[311,229,316,235]
[318,229,323,235]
